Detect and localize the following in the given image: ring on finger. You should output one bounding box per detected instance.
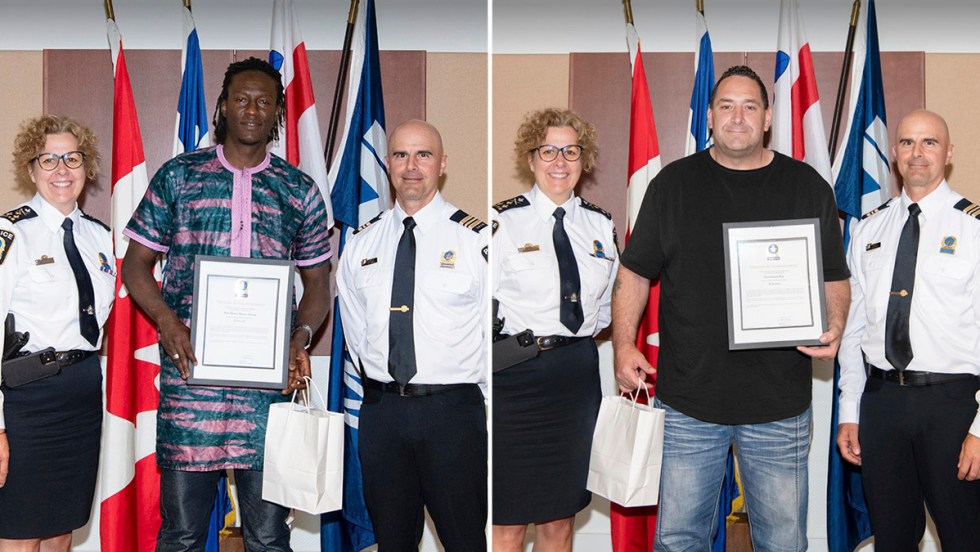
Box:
[172,353,180,360]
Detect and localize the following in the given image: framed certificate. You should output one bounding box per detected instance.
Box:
[722,219,827,350]
[189,256,295,389]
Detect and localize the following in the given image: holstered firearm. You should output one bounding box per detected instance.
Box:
[3,313,29,361]
[2,313,59,388]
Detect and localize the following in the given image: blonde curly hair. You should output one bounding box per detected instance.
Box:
[513,108,598,181]
[13,115,101,182]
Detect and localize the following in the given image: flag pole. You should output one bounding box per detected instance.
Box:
[325,0,360,168]
[104,0,114,20]
[183,0,191,10]
[696,0,704,16]
[623,0,634,25]
[829,0,860,161]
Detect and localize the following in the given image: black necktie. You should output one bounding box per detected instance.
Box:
[389,216,417,385]
[63,218,99,347]
[885,203,921,371]
[553,207,584,333]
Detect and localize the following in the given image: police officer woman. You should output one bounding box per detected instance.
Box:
[0,115,113,550]
[492,108,619,551]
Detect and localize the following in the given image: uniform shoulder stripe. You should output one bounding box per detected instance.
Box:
[861,200,892,220]
[353,212,384,235]
[81,211,111,232]
[954,198,980,220]
[450,209,487,233]
[492,195,529,213]
[1,206,37,224]
[580,199,612,220]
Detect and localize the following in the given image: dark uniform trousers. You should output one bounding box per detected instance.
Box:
[858,376,980,552]
[358,383,487,551]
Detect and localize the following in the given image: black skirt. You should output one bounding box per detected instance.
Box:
[0,354,102,538]
[492,337,601,525]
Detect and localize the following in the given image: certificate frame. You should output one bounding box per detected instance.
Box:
[722,218,827,350]
[189,255,295,389]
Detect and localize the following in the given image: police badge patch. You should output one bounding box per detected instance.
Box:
[0,230,14,265]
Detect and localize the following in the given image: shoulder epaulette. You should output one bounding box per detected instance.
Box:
[353,212,384,235]
[954,198,980,220]
[491,219,499,237]
[450,209,487,233]
[1,206,37,224]
[493,195,529,213]
[861,200,892,220]
[81,211,111,232]
[580,199,612,220]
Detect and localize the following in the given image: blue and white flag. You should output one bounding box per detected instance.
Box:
[171,9,233,549]
[173,4,210,156]
[685,9,714,156]
[321,0,388,549]
[827,1,886,550]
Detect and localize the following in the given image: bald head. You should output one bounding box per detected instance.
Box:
[892,109,953,201]
[386,119,448,214]
[388,119,444,155]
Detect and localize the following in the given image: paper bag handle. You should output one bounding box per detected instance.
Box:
[289,376,328,413]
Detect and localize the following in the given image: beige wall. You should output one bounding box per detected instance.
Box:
[427,52,488,220]
[926,53,980,202]
[0,51,42,212]
[491,54,568,203]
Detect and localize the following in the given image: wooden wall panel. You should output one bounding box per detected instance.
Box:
[926,53,980,202]
[43,49,425,353]
[491,54,569,202]
[567,51,925,237]
[426,52,488,220]
[0,51,43,212]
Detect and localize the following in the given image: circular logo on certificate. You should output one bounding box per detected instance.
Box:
[768,243,779,255]
[235,279,249,298]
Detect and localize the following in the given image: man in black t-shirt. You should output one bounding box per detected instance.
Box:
[612,65,849,551]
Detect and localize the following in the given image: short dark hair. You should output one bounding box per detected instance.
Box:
[211,57,285,145]
[709,65,769,109]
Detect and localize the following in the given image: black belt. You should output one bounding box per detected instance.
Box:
[364,378,477,397]
[534,334,586,351]
[32,349,95,369]
[868,365,977,387]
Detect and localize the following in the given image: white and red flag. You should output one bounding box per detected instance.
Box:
[99,18,161,552]
[610,22,662,552]
[270,0,333,226]
[772,0,832,183]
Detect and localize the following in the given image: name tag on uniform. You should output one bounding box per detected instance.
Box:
[34,255,55,265]
[360,257,378,267]
[518,243,539,253]
[865,242,881,251]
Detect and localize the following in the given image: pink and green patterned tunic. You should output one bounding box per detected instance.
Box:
[124,145,331,471]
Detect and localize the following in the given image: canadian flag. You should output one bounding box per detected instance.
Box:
[99,18,161,552]
[610,23,662,552]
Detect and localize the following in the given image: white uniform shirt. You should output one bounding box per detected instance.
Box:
[0,194,115,428]
[492,184,619,338]
[337,192,487,387]
[840,181,980,436]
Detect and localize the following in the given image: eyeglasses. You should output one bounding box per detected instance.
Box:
[531,144,584,163]
[33,151,85,171]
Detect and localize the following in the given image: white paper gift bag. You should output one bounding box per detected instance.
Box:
[262,377,344,514]
[586,388,665,507]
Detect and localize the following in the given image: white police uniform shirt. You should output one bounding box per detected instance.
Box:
[337,192,487,387]
[839,181,980,437]
[493,184,619,338]
[0,194,115,428]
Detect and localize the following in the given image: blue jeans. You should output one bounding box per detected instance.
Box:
[156,468,291,552]
[653,399,810,552]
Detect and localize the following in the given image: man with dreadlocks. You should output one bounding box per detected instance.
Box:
[121,57,331,550]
